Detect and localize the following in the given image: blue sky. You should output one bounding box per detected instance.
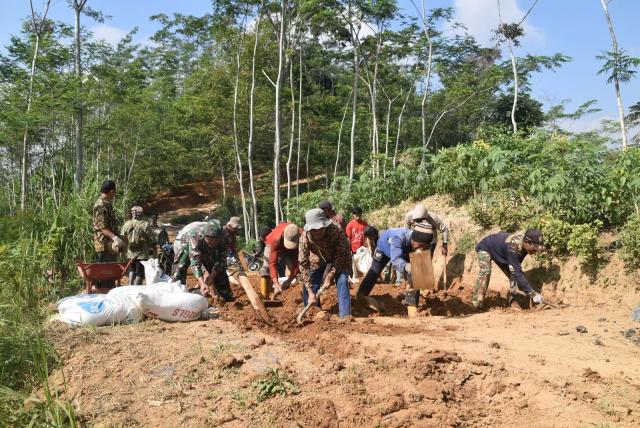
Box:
[1,0,639,134]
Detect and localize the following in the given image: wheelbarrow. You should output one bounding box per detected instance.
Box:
[77,258,135,294]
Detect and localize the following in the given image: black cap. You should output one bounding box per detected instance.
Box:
[363,225,378,238]
[524,229,544,247]
[100,179,116,194]
[411,230,433,246]
[319,200,334,211]
[352,206,363,215]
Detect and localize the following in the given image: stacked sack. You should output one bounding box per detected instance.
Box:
[57,282,208,326]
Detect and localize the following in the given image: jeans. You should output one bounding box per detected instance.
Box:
[302,265,351,318]
[357,248,390,296]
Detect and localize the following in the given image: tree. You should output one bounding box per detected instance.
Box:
[71,0,88,191]
[598,0,640,149]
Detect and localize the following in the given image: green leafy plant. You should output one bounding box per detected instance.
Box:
[536,214,572,256]
[619,214,640,272]
[468,191,541,232]
[567,221,602,263]
[253,369,300,401]
[454,231,477,255]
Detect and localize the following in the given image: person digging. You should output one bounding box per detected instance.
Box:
[356,224,433,314]
[258,222,302,299]
[172,222,235,302]
[298,208,353,319]
[472,229,546,310]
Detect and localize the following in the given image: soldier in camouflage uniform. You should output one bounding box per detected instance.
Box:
[121,206,154,285]
[172,222,234,302]
[473,229,546,310]
[92,180,122,288]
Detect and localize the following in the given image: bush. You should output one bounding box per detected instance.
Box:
[536,214,572,256]
[468,192,541,232]
[619,214,640,272]
[253,369,300,401]
[567,221,602,263]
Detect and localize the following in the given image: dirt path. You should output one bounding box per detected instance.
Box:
[47,279,640,428]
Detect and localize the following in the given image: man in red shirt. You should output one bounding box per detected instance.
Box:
[345,207,368,253]
[258,222,302,297]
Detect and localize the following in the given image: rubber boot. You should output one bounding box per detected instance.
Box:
[260,277,273,299]
[402,290,419,318]
[128,271,135,285]
[133,275,144,285]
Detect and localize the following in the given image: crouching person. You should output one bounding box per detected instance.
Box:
[172,223,235,302]
[299,208,352,319]
[473,229,545,310]
[258,222,302,298]
[356,224,433,312]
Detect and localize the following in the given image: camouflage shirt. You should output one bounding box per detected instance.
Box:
[92,196,119,252]
[121,218,154,260]
[298,224,352,285]
[475,231,533,294]
[186,229,229,278]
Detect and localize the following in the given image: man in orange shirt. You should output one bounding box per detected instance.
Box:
[258,222,302,297]
[345,207,368,254]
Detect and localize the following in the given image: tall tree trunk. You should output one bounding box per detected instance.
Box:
[370,33,382,177]
[394,85,413,168]
[497,0,518,134]
[72,0,88,191]
[219,157,227,203]
[296,42,302,198]
[417,0,433,158]
[335,89,353,180]
[232,19,250,241]
[349,49,359,182]
[273,0,287,223]
[20,0,51,210]
[600,0,628,149]
[247,2,263,239]
[286,56,296,220]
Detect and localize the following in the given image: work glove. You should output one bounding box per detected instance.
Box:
[532,293,544,305]
[441,244,448,256]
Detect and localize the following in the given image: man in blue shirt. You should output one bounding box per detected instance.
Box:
[356,224,433,311]
[473,229,546,310]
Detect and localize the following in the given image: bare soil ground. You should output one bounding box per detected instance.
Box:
[45,195,640,427]
[46,274,640,428]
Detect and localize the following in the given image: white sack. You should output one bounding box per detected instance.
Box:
[135,291,208,322]
[141,258,171,284]
[57,293,142,326]
[353,247,373,275]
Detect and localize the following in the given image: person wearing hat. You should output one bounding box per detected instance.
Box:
[258,223,303,297]
[173,217,221,264]
[92,179,123,288]
[121,206,154,285]
[298,208,353,318]
[345,207,369,254]
[224,216,243,256]
[319,200,346,229]
[404,203,450,257]
[473,229,546,310]
[172,222,234,301]
[356,224,434,312]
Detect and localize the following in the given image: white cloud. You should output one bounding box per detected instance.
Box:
[453,0,545,48]
[91,24,128,46]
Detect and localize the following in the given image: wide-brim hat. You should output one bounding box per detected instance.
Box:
[304,208,332,231]
[228,216,242,229]
[283,224,301,249]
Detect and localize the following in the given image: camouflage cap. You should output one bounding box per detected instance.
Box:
[202,222,224,237]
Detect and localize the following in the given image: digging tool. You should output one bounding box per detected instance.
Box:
[443,252,448,291]
[296,265,334,324]
[239,250,282,307]
[231,253,280,329]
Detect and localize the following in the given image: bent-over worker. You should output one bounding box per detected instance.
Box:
[473,229,545,310]
[258,223,302,297]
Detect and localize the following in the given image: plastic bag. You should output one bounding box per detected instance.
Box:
[353,247,373,274]
[141,258,171,284]
[57,293,143,326]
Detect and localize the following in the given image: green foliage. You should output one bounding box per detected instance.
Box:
[535,214,572,256]
[567,221,602,264]
[619,214,640,272]
[454,231,476,255]
[253,369,300,401]
[468,191,541,232]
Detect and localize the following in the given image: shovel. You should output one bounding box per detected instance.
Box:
[237,250,282,307]
[296,264,334,324]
